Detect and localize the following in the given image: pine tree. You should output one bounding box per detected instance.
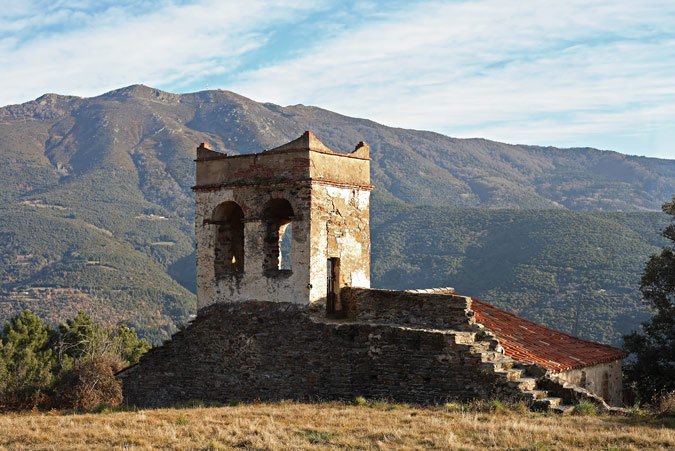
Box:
[1,310,58,409]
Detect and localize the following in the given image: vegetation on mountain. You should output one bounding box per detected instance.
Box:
[0,85,672,345]
[624,196,675,401]
[0,309,148,411]
[371,194,669,345]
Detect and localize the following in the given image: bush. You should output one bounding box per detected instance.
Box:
[490,399,507,413]
[513,401,529,414]
[0,310,150,412]
[54,356,123,410]
[573,401,599,416]
[652,391,675,418]
[353,396,367,406]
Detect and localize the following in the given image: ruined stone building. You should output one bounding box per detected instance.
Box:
[120,132,627,411]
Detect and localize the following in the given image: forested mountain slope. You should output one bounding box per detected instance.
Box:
[0,85,672,344]
[371,194,669,344]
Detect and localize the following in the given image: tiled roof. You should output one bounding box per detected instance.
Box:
[469,297,627,373]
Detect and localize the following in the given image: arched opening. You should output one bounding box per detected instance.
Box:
[212,201,245,277]
[262,198,294,273]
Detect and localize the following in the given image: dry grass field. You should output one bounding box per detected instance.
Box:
[0,401,673,450]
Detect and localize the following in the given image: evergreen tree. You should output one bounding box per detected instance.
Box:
[58,310,99,363]
[115,324,151,366]
[0,309,150,411]
[624,196,675,402]
[58,311,150,366]
[1,310,58,409]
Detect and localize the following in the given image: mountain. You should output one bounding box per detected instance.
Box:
[0,84,672,343]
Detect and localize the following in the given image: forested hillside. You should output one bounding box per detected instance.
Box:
[0,85,672,344]
[371,194,669,344]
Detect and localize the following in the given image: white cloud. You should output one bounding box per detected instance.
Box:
[0,0,327,105]
[1,0,674,157]
[230,0,675,158]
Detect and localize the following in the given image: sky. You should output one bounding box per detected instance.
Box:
[1,0,674,159]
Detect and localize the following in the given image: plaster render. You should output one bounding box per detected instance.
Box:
[193,132,372,310]
[555,360,623,406]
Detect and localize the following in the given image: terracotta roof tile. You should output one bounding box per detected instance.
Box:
[469,297,627,373]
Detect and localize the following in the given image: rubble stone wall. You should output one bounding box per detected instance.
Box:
[120,301,513,408]
[341,287,474,330]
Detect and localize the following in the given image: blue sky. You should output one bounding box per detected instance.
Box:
[1,0,674,159]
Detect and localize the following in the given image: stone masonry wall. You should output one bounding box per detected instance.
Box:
[341,287,475,330]
[308,184,371,307]
[195,183,313,309]
[120,301,517,408]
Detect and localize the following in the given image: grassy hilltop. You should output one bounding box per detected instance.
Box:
[0,402,673,450]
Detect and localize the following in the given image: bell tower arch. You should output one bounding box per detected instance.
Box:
[193,132,372,312]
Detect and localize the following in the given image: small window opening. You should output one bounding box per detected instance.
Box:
[212,201,245,277]
[262,199,294,273]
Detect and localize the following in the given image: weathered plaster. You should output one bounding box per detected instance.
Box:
[555,359,623,406]
[193,134,372,311]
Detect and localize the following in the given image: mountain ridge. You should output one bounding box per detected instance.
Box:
[0,84,672,344]
[3,84,673,211]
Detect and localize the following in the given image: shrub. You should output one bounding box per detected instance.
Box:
[513,401,529,414]
[573,401,599,416]
[653,391,675,418]
[353,396,367,406]
[55,356,123,410]
[0,310,150,412]
[490,399,507,413]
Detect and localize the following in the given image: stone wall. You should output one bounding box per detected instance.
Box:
[193,139,371,310]
[341,287,474,330]
[194,183,313,309]
[308,184,371,308]
[120,301,516,408]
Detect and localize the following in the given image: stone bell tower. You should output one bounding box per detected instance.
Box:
[192,131,372,313]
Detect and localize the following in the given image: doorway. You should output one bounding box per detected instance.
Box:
[327,257,340,315]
